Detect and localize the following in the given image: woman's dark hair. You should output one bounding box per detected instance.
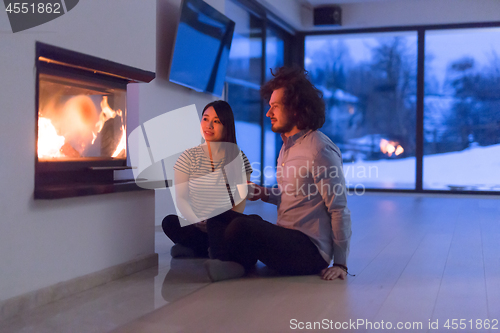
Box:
[202,100,240,168]
[261,66,325,131]
[202,100,237,144]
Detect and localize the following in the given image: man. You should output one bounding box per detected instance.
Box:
[205,67,352,282]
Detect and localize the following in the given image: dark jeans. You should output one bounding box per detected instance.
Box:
[207,210,329,276]
[162,215,209,257]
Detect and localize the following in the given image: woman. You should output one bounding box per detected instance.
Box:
[162,101,252,275]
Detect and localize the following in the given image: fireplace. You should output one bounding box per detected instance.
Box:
[35,42,155,199]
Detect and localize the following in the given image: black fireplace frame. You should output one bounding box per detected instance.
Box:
[35,42,155,199]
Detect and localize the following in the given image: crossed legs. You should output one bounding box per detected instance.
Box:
[162,215,209,258]
[207,210,328,276]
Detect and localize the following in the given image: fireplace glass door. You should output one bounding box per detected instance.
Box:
[38,73,127,161]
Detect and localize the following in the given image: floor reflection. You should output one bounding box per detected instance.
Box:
[161,258,210,303]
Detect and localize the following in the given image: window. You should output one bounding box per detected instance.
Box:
[263,23,289,185]
[225,0,292,185]
[305,32,417,189]
[304,23,500,194]
[424,27,500,191]
[225,0,263,183]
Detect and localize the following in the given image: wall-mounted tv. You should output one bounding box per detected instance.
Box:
[169,0,235,97]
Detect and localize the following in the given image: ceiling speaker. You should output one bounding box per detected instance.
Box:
[313,5,342,26]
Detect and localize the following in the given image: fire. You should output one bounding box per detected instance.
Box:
[38,95,126,159]
[38,117,65,158]
[112,125,126,158]
[93,96,123,144]
[58,95,98,154]
[380,138,404,157]
[395,145,404,156]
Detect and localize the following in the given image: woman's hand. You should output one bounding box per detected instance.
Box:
[195,220,207,233]
[321,266,347,280]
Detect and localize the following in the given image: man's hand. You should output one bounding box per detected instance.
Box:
[247,181,269,202]
[321,266,347,280]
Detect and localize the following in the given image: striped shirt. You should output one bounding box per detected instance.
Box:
[174,144,252,220]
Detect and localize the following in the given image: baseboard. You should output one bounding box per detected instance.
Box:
[0,253,159,322]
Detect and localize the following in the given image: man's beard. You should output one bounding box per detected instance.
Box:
[271,116,296,134]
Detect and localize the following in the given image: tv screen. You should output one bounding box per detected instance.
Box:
[169,0,235,97]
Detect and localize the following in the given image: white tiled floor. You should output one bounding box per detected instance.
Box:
[1,194,499,333]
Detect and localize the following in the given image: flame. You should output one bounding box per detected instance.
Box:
[112,125,126,158]
[93,96,122,144]
[38,117,65,158]
[38,94,126,159]
[395,145,404,156]
[380,138,404,157]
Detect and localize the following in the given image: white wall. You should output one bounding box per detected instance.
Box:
[0,0,157,302]
[256,0,303,30]
[0,0,223,302]
[300,0,500,31]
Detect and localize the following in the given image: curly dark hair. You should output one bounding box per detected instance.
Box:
[261,66,325,131]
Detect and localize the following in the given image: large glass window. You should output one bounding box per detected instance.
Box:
[265,24,286,79]
[225,0,291,185]
[225,0,263,183]
[424,28,500,191]
[305,32,417,189]
[263,23,288,185]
